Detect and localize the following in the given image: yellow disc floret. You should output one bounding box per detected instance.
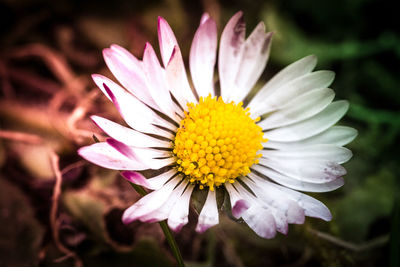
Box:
[173,95,267,191]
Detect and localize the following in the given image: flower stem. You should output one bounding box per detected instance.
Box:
[159,220,185,267]
[129,182,185,267]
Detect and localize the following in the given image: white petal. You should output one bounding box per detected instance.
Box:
[249,70,335,117]
[91,115,172,147]
[121,169,177,190]
[252,164,344,192]
[196,190,219,233]
[264,126,358,149]
[249,55,317,103]
[264,100,349,142]
[258,157,346,183]
[218,11,245,101]
[229,24,273,103]
[225,183,250,218]
[248,174,332,221]
[142,43,180,121]
[102,46,158,110]
[92,74,176,137]
[189,15,217,98]
[78,142,147,170]
[139,179,188,223]
[122,176,181,224]
[261,144,353,164]
[258,88,335,130]
[168,184,195,232]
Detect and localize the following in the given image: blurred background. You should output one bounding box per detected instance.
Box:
[0,0,399,266]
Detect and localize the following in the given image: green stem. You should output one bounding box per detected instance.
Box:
[129,182,185,267]
[159,220,185,267]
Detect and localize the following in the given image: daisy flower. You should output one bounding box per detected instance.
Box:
[78,11,357,239]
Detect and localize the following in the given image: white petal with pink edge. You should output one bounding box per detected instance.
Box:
[229,23,273,103]
[158,16,197,107]
[189,14,217,98]
[106,138,174,170]
[218,11,245,101]
[78,142,147,170]
[225,183,250,219]
[121,169,177,190]
[102,45,158,110]
[142,43,180,121]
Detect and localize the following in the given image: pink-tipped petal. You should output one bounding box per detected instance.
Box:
[102,47,158,110]
[142,43,180,120]
[196,190,219,233]
[218,11,245,100]
[225,183,250,218]
[200,13,210,25]
[229,24,273,103]
[78,142,147,170]
[189,16,217,98]
[157,16,179,67]
[107,138,174,170]
[106,138,138,160]
[121,171,152,189]
[121,169,177,190]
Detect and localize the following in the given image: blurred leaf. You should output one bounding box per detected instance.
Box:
[262,5,394,66]
[63,190,107,242]
[0,177,44,266]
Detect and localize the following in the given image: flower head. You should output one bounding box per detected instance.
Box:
[78,11,357,238]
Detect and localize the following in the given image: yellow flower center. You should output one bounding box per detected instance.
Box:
[173,95,266,191]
